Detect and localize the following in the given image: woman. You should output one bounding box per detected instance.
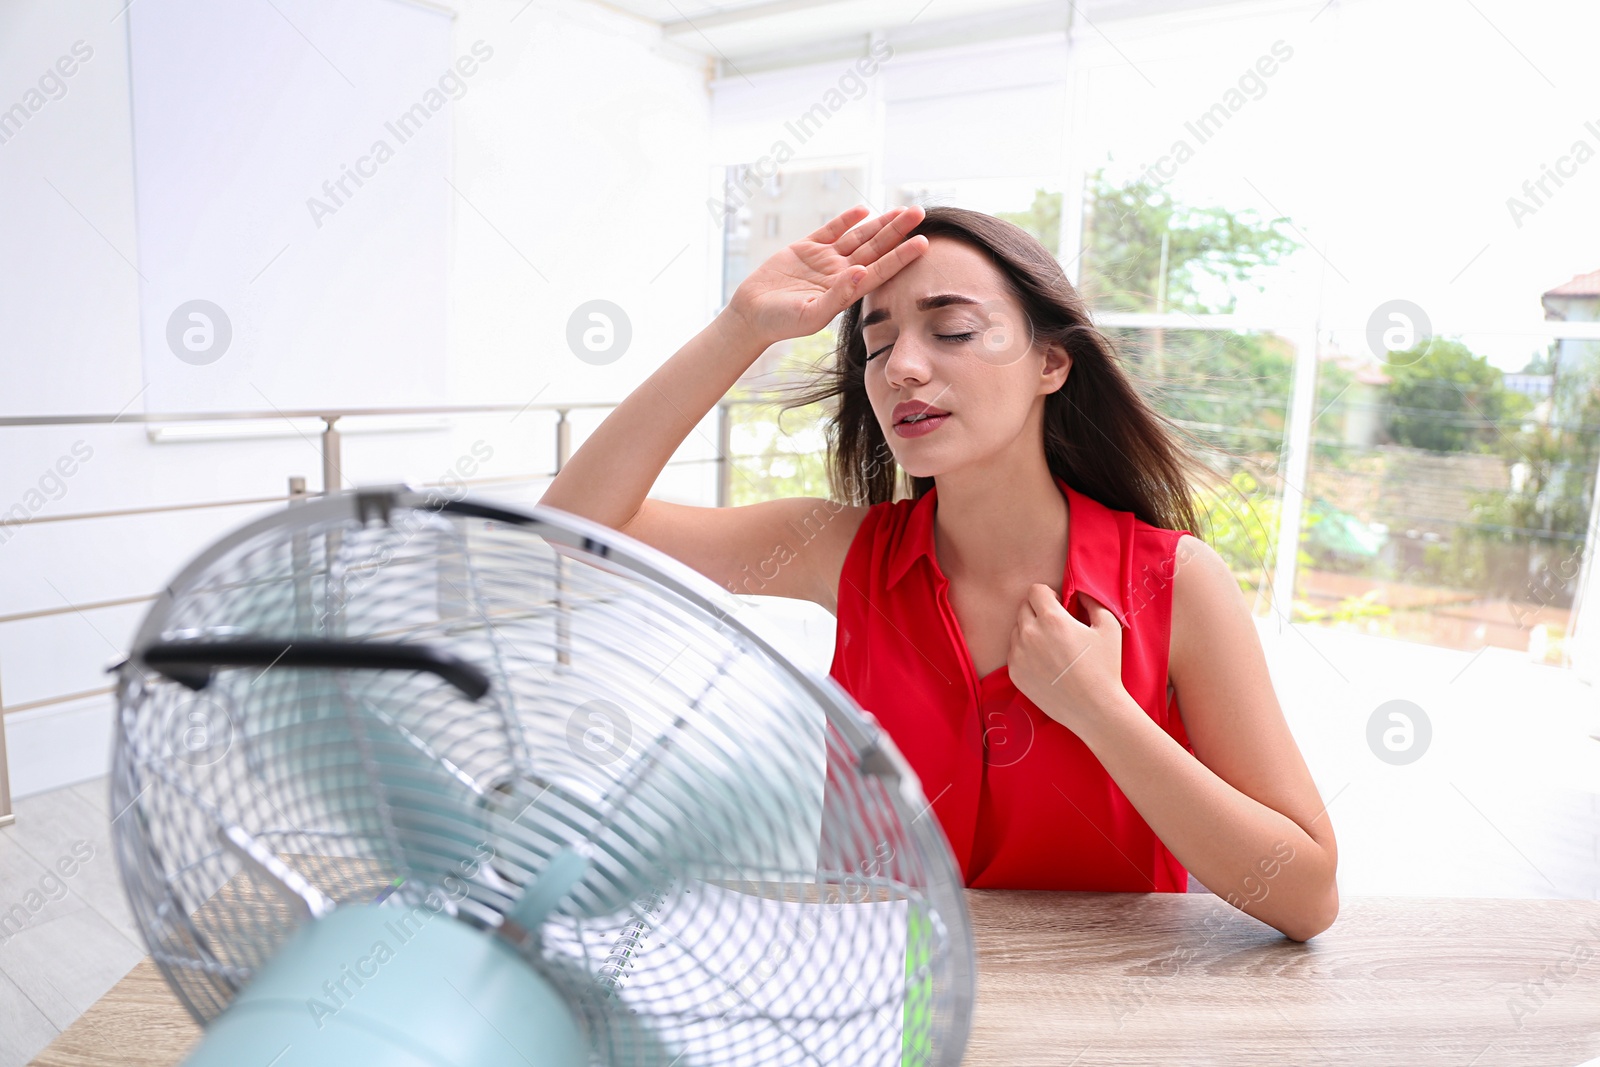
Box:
[539,203,1338,942]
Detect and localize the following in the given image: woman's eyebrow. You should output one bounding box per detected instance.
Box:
[861,293,982,328]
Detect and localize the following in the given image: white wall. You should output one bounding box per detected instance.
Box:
[708,30,1070,213]
[126,0,455,413]
[0,0,718,796]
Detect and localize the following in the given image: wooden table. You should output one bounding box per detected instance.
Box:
[29,892,1600,1066]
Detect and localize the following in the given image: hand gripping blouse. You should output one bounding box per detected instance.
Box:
[828,473,1196,891]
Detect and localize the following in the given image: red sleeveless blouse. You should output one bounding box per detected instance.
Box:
[828,473,1195,891]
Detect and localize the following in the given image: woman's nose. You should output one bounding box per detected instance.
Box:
[882,337,930,387]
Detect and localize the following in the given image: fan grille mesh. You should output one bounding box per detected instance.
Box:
[110,493,974,1065]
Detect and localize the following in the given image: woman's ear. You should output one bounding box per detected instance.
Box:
[1041,341,1071,393]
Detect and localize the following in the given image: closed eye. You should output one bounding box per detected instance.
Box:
[866,332,977,362]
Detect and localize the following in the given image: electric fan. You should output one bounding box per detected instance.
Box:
[108,485,976,1066]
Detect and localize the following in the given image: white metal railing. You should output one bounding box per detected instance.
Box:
[4,315,1597,823]
[0,397,776,826]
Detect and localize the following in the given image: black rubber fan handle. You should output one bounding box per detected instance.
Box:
[139,639,491,701]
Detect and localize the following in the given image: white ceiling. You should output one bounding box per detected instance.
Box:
[597,0,1254,68]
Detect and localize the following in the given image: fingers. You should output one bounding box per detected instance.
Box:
[1077,593,1120,630]
[827,218,927,311]
[1019,583,1054,622]
[846,204,925,266]
[848,233,929,297]
[1056,589,1099,628]
[805,204,871,246]
[833,204,917,259]
[812,202,912,250]
[825,264,871,312]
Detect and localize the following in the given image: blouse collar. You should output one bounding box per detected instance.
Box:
[883,472,1136,630]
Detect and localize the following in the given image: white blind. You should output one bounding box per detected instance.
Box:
[129,0,455,412]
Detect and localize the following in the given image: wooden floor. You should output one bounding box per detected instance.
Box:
[23,961,195,1067]
[0,779,145,1067]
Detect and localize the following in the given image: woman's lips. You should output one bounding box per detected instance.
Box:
[893,412,950,438]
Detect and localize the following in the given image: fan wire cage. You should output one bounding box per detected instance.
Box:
[111,487,975,1066]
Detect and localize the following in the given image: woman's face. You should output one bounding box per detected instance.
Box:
[859,235,1069,479]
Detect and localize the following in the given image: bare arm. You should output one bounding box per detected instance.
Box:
[537,308,769,534]
[615,496,868,608]
[538,204,927,600]
[1073,535,1339,941]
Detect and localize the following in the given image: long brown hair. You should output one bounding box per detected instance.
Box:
[774,205,1219,537]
